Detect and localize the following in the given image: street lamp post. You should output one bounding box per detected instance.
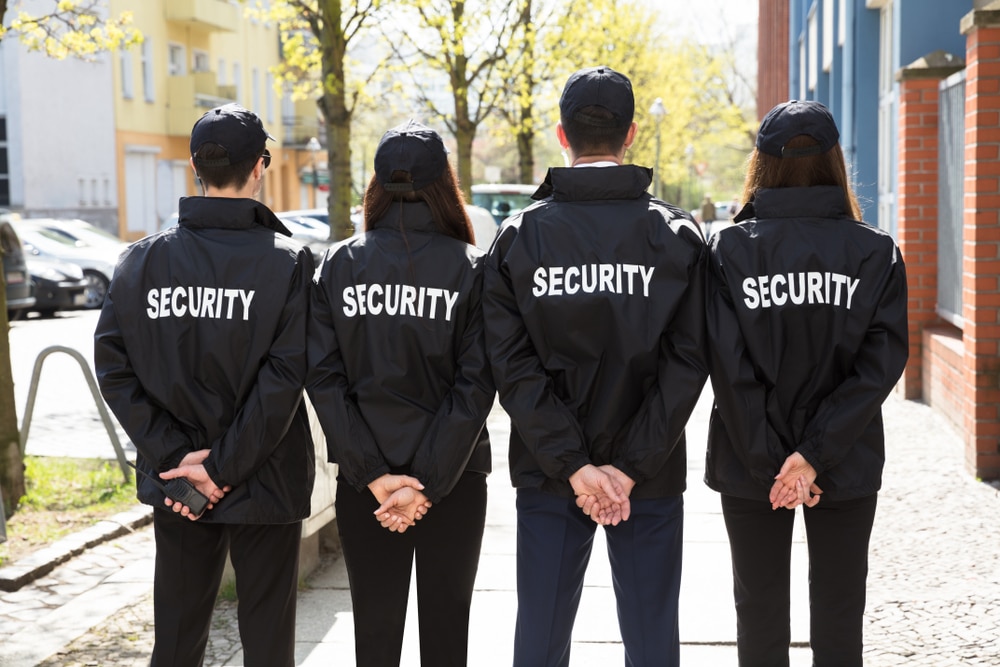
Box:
[649,97,666,199]
[306,136,321,208]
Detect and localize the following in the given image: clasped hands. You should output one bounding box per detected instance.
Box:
[571,464,634,526]
[159,449,232,521]
[369,474,432,534]
[769,452,823,510]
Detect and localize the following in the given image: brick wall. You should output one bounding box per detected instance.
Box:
[897,74,947,399]
[757,0,790,120]
[961,13,1000,479]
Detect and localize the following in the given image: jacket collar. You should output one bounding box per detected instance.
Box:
[734,186,850,223]
[368,201,439,235]
[532,164,654,202]
[177,196,292,236]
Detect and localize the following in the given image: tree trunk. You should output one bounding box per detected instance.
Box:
[0,274,24,519]
[319,0,354,242]
[516,0,535,185]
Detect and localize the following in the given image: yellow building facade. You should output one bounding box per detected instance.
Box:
[110,0,322,239]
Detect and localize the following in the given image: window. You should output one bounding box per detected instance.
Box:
[168,43,186,76]
[120,50,134,100]
[0,118,9,207]
[252,67,261,115]
[838,0,846,47]
[266,73,275,123]
[218,58,227,85]
[142,39,155,103]
[233,63,243,104]
[822,0,834,72]
[878,4,894,96]
[807,8,818,91]
[799,39,807,99]
[193,50,210,73]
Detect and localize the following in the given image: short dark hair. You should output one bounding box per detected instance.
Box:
[561,105,631,157]
[193,143,260,190]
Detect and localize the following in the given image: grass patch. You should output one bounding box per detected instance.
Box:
[0,456,138,566]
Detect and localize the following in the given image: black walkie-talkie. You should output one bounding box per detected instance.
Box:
[128,462,210,518]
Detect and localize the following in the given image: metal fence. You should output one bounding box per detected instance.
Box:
[938,71,965,327]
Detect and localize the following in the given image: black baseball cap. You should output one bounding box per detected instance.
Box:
[756,100,840,158]
[559,66,635,129]
[373,120,449,192]
[190,103,274,167]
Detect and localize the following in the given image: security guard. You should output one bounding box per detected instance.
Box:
[705,99,909,666]
[484,66,708,667]
[95,103,315,666]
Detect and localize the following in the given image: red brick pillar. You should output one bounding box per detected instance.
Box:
[896,56,962,399]
[961,9,1000,480]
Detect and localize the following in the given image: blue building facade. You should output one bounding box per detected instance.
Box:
[786,0,971,232]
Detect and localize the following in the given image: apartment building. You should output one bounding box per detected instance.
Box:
[0,0,324,238]
[111,0,323,239]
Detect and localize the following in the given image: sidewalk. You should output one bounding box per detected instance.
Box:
[2,387,999,665]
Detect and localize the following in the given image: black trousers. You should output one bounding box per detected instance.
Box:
[513,489,684,667]
[721,493,878,667]
[336,472,487,667]
[151,509,302,667]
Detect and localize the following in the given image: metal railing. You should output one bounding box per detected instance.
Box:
[19,346,131,484]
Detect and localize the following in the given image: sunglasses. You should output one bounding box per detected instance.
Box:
[260,149,271,169]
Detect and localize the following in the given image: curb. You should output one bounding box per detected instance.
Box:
[0,504,152,592]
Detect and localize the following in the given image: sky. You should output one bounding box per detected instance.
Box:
[653,0,760,40]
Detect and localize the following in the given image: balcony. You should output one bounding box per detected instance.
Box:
[167,72,237,136]
[165,0,239,33]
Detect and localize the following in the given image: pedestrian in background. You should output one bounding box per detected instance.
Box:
[483,66,708,667]
[705,100,908,666]
[95,104,315,667]
[700,193,716,224]
[307,120,495,667]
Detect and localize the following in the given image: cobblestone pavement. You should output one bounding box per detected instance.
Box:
[863,396,1000,666]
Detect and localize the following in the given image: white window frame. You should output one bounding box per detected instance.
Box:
[192,49,210,73]
[838,0,847,46]
[266,73,275,124]
[218,58,227,85]
[120,49,134,100]
[233,63,243,105]
[807,7,818,91]
[823,0,835,72]
[168,43,186,77]
[142,39,155,103]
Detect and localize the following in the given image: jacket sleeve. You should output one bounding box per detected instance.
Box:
[611,245,709,483]
[483,228,592,481]
[305,259,389,492]
[410,266,496,503]
[796,248,909,475]
[705,247,788,486]
[94,291,197,471]
[200,248,314,488]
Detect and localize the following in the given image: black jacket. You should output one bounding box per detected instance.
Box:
[94,196,316,524]
[483,165,708,500]
[705,186,908,501]
[306,202,494,504]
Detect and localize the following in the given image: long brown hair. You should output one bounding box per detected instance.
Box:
[363,162,474,245]
[740,135,862,220]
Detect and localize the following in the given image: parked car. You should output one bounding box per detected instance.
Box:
[26,217,127,251]
[1,217,35,319]
[277,207,362,237]
[12,220,120,309]
[471,183,537,225]
[24,256,89,316]
[467,204,500,252]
